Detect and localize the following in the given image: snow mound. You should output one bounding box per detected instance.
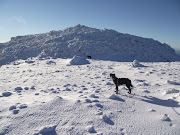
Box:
[131,60,145,67]
[68,56,90,65]
[165,89,179,94]
[35,125,57,135]
[46,60,56,65]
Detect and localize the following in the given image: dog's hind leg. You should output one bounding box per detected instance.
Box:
[126,85,131,94]
[130,82,133,87]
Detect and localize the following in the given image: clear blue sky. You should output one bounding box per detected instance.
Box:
[0,0,180,49]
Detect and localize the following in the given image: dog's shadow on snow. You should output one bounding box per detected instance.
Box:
[109,94,125,102]
[131,95,180,108]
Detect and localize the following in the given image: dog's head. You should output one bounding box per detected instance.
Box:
[110,73,116,78]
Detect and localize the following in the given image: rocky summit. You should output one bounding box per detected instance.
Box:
[0,24,180,65]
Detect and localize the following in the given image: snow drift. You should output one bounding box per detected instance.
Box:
[68,56,90,65]
[132,60,146,67]
[0,24,180,66]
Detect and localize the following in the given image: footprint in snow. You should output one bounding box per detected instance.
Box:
[13,109,19,114]
[14,87,23,93]
[135,79,145,82]
[96,111,103,115]
[161,114,171,122]
[75,100,81,103]
[82,87,88,90]
[19,104,28,109]
[102,114,114,125]
[24,87,29,90]
[89,94,99,98]
[9,105,16,110]
[167,80,180,85]
[65,88,71,91]
[149,109,156,112]
[92,99,99,102]
[119,128,127,135]
[85,99,92,103]
[15,87,23,91]
[162,114,175,127]
[78,90,83,93]
[2,92,12,97]
[94,89,100,93]
[72,84,77,87]
[95,103,103,109]
[30,86,36,90]
[87,126,97,133]
[106,82,113,85]
[143,90,150,93]
[63,84,71,87]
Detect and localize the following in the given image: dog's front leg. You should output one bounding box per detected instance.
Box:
[128,88,131,94]
[126,85,131,94]
[115,85,118,94]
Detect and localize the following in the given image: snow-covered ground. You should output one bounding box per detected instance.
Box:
[0,58,180,135]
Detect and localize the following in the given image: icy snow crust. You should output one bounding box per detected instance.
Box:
[0,58,180,135]
[0,24,180,66]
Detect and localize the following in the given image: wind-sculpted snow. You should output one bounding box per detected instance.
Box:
[0,58,180,134]
[0,24,180,65]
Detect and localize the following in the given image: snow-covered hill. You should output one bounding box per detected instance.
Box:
[0,24,180,66]
[0,58,180,134]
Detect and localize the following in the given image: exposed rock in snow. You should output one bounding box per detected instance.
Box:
[0,25,180,66]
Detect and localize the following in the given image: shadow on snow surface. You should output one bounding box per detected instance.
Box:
[121,94,180,108]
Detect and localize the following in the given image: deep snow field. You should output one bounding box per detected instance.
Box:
[0,58,180,135]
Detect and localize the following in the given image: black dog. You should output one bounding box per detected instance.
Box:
[110,74,133,94]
